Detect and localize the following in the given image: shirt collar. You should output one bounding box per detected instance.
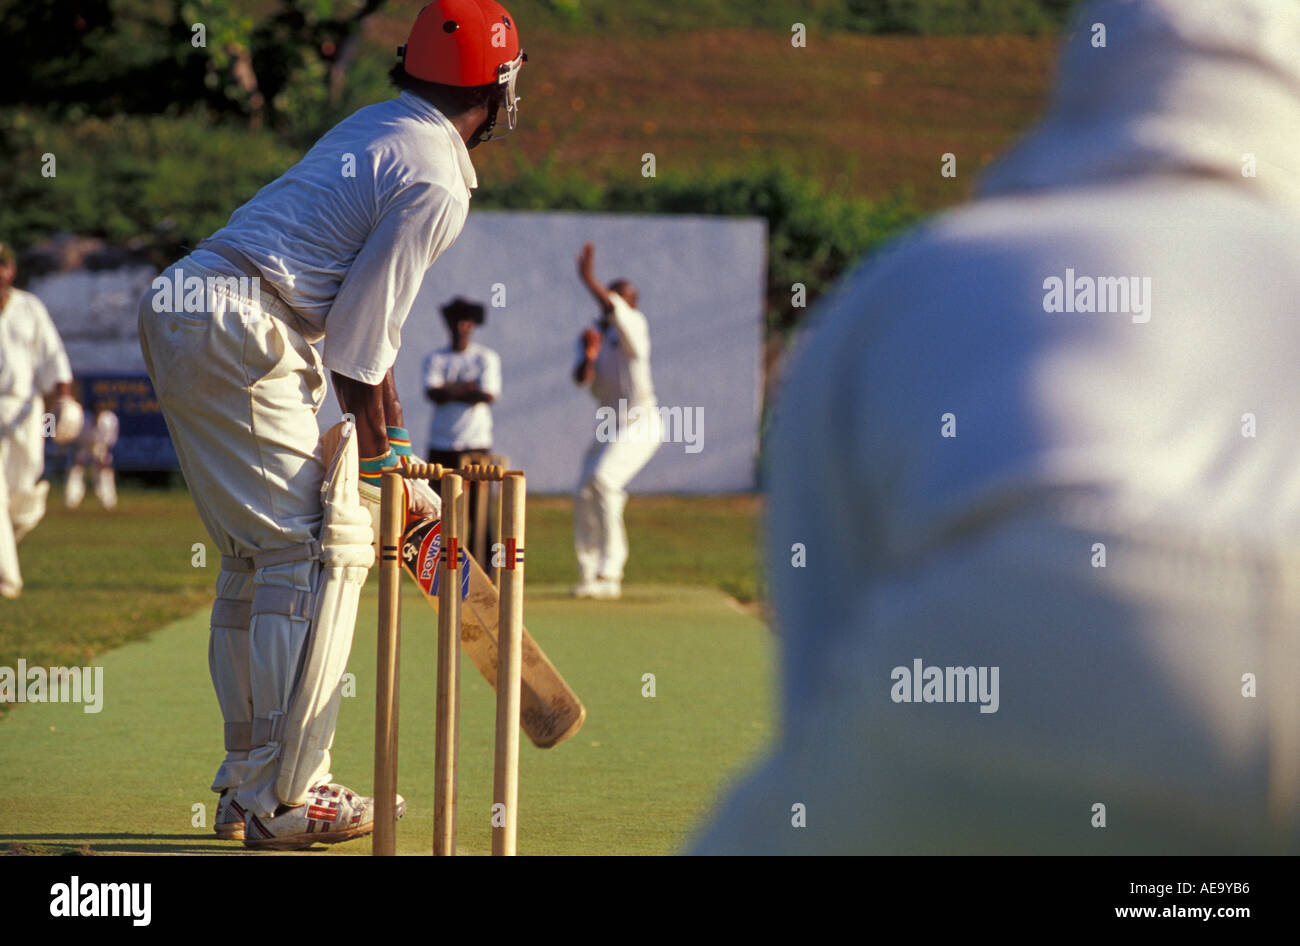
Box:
[399,91,479,194]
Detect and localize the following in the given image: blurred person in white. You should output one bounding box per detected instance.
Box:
[0,240,82,598]
[571,242,659,600]
[65,402,120,511]
[693,0,1300,854]
[424,296,500,559]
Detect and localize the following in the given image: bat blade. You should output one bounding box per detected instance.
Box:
[400,516,587,748]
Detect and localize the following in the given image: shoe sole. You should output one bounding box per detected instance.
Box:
[243,822,374,852]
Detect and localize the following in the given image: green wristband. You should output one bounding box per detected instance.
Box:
[386,426,413,460]
[359,450,397,485]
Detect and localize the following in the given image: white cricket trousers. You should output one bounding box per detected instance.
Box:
[0,395,48,594]
[574,412,660,583]
[138,256,336,819]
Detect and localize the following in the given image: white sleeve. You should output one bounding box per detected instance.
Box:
[607,294,650,361]
[480,349,501,398]
[322,182,467,384]
[423,352,446,389]
[32,296,73,394]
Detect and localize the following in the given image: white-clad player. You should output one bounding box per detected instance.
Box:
[64,402,119,511]
[0,241,83,598]
[693,0,1300,854]
[571,242,660,600]
[137,0,526,850]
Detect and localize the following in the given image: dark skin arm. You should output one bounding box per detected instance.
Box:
[382,369,403,430]
[577,243,614,313]
[426,381,495,405]
[573,357,595,387]
[574,244,609,386]
[333,371,387,459]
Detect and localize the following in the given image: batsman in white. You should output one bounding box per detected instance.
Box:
[0,241,83,599]
[137,0,525,850]
[695,0,1300,854]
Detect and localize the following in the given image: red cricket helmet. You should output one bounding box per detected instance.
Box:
[400,0,526,135]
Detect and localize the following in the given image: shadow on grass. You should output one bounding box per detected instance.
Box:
[0,833,291,855]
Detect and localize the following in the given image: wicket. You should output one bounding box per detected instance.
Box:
[374,462,526,856]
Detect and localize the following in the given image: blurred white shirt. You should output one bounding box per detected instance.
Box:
[423,343,501,451]
[590,293,656,410]
[0,289,72,399]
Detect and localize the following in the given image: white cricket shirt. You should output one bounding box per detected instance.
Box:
[0,289,73,399]
[589,293,656,410]
[423,342,501,451]
[198,92,477,385]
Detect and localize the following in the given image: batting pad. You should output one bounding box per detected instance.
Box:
[239,419,376,813]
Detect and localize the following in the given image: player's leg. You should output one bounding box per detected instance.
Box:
[209,555,255,839]
[65,462,86,509]
[8,398,50,543]
[139,271,301,838]
[0,423,20,597]
[140,261,381,848]
[93,456,117,510]
[587,414,660,594]
[573,437,607,594]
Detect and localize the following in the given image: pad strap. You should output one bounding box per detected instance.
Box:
[221,555,254,573]
[253,542,321,569]
[211,598,252,631]
[251,714,286,747]
[225,722,253,751]
[252,584,314,620]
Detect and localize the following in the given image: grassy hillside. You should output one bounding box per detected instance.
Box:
[365,20,1058,208]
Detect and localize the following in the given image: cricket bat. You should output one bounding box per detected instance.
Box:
[399,515,587,749]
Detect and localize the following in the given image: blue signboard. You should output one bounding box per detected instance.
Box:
[68,373,178,472]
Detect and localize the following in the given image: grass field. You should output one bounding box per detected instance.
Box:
[0,484,763,686]
[0,484,772,855]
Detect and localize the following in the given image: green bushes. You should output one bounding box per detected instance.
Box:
[478,161,921,335]
[831,0,1078,34]
[1,109,919,336]
[0,110,299,256]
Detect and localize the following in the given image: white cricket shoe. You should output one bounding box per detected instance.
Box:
[214,789,245,840]
[570,580,604,599]
[243,783,405,851]
[94,468,118,510]
[64,467,86,509]
[572,579,621,599]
